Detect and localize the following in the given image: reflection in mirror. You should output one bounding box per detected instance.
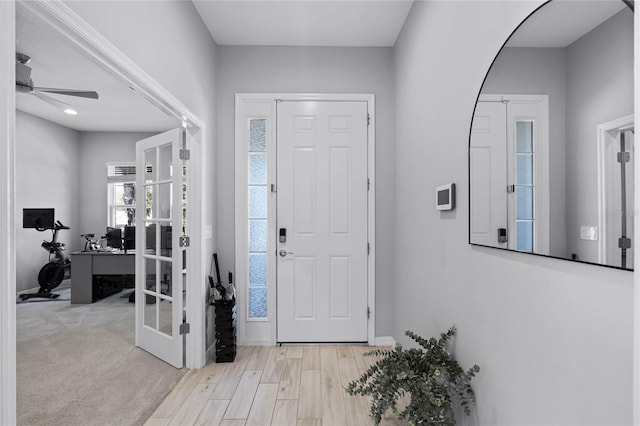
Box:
[469,0,634,270]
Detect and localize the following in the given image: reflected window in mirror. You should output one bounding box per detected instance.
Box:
[469,0,634,270]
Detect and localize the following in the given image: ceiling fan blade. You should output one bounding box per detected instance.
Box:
[32,90,73,110]
[15,62,32,87]
[34,87,99,99]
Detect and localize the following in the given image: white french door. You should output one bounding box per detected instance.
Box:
[276,101,369,342]
[135,128,187,368]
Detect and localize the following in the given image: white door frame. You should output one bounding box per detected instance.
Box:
[11,1,208,370]
[235,93,376,346]
[597,114,634,266]
[0,1,17,423]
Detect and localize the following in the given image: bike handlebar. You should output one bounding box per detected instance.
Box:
[54,220,70,230]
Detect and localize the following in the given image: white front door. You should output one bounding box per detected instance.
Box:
[135,128,187,368]
[276,101,369,342]
[470,101,508,248]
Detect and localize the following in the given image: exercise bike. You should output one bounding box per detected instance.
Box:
[20,220,71,301]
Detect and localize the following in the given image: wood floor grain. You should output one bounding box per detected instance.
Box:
[146,345,402,426]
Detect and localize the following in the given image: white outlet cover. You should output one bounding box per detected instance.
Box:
[580,226,598,241]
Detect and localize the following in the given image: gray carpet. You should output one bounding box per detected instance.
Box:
[17,284,186,426]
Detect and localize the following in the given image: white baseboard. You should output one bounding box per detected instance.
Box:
[373,336,396,347]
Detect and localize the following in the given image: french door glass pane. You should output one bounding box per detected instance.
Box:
[158,144,173,181]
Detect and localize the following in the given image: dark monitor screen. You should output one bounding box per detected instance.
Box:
[106,227,122,249]
[123,225,135,251]
[23,208,55,230]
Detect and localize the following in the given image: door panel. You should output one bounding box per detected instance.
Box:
[277,101,368,342]
[470,102,508,247]
[135,128,185,368]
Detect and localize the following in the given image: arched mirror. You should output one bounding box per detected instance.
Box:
[469,0,635,270]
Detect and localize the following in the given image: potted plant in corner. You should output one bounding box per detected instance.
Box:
[346,326,480,426]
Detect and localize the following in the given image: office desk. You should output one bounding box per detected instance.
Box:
[70,251,135,304]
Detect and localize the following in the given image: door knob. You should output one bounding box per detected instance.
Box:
[279,249,294,257]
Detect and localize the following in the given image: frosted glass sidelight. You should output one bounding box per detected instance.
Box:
[249,219,267,251]
[516,154,533,185]
[516,121,533,153]
[516,187,533,220]
[249,186,267,219]
[249,287,267,318]
[516,220,534,252]
[249,253,267,287]
[250,119,267,152]
[249,153,267,184]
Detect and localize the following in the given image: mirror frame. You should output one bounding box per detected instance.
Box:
[468,0,635,271]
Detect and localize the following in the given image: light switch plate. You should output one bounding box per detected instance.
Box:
[580,226,598,241]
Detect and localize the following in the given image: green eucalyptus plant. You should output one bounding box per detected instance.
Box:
[346,326,480,426]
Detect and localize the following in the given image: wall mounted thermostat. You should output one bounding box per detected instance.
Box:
[436,183,456,211]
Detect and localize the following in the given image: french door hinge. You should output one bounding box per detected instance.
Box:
[271,184,277,193]
[367,306,371,319]
[367,178,370,190]
[619,236,632,249]
[179,322,190,335]
[180,149,191,160]
[367,113,370,126]
[367,243,370,255]
[617,152,630,163]
[507,184,515,193]
[179,236,190,247]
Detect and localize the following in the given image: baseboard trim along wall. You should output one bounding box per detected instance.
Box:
[374,336,396,347]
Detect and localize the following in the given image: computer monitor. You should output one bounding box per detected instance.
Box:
[123,225,135,252]
[106,227,122,249]
[23,208,55,230]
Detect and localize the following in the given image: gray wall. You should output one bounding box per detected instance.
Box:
[15,111,81,293]
[481,47,567,258]
[215,46,396,336]
[77,131,155,239]
[565,9,634,263]
[393,1,632,424]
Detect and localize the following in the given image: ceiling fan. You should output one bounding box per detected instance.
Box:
[15,52,99,114]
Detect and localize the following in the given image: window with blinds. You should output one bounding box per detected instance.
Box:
[107,163,137,228]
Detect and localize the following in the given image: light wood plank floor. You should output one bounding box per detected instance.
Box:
[145,346,405,426]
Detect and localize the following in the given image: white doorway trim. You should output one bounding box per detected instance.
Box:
[0,1,16,424]
[235,93,376,346]
[597,114,634,266]
[13,1,208,370]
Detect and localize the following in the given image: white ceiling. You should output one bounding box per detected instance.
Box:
[192,0,414,47]
[15,7,177,133]
[507,1,627,48]
[15,0,631,132]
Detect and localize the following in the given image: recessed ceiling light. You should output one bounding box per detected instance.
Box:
[64,108,78,115]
